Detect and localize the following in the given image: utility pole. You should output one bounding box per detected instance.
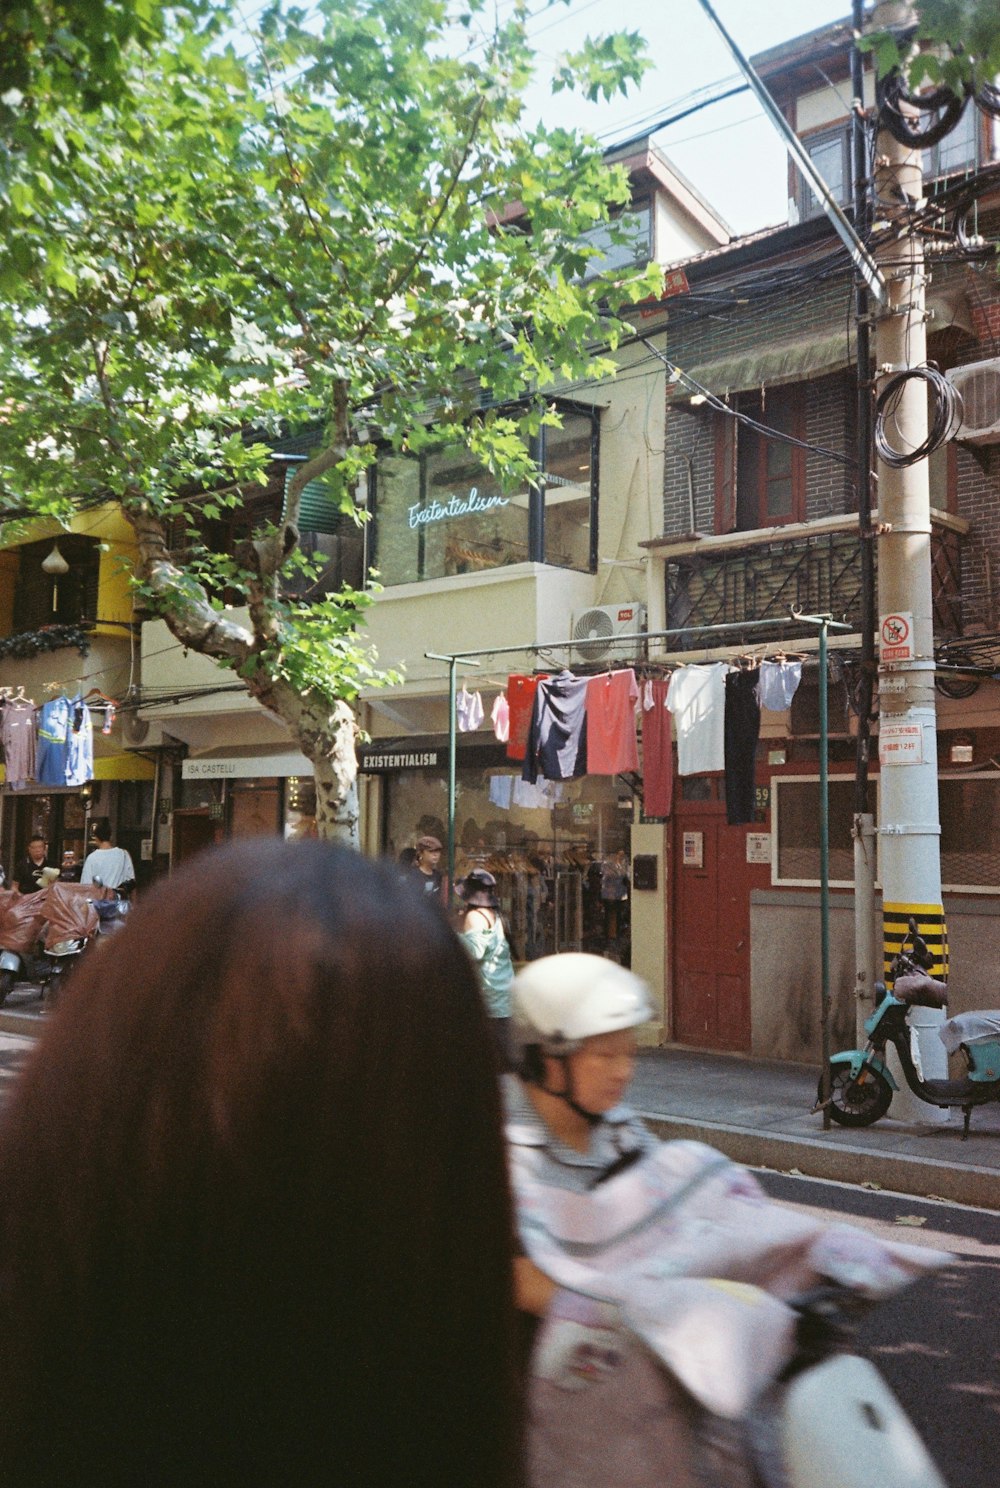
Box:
[851,0,878,1047]
[871,0,949,1118]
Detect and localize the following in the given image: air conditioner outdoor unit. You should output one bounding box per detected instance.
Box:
[945,358,1000,445]
[571,602,646,665]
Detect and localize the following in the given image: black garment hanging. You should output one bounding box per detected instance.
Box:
[522,670,589,783]
[724,667,760,826]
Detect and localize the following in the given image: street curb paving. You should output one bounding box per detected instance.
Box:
[641,1111,1000,1212]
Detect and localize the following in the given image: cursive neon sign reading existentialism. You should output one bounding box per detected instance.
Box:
[407,487,509,529]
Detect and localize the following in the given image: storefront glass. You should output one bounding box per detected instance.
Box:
[372,408,596,585]
[383,762,633,965]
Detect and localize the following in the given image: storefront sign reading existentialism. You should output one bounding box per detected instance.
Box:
[407,487,509,529]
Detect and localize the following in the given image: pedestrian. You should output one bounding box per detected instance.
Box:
[79,816,135,893]
[12,834,57,894]
[0,840,519,1488]
[407,832,444,899]
[457,868,515,1069]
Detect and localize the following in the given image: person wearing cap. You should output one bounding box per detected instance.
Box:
[407,835,443,899]
[456,870,515,1068]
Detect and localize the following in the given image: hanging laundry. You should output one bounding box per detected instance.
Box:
[522,670,589,784]
[491,692,510,744]
[585,669,640,775]
[488,774,514,809]
[666,663,727,776]
[641,678,673,818]
[0,698,37,790]
[756,659,803,712]
[65,697,94,787]
[506,674,547,762]
[724,669,760,826]
[456,686,485,733]
[36,695,73,787]
[511,777,563,808]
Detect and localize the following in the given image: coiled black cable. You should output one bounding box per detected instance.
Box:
[873,364,964,468]
[876,69,969,148]
[976,80,1000,119]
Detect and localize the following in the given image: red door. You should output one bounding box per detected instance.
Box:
[671,803,757,1052]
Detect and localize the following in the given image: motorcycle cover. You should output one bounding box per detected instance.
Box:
[0,888,48,956]
[40,882,101,944]
[512,1138,952,1488]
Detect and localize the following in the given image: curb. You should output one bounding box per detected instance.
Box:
[0,1010,44,1040]
[640,1111,1000,1212]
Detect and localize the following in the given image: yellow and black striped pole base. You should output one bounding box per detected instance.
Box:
[883,902,948,984]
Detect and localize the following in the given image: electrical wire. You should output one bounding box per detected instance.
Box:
[873,364,962,469]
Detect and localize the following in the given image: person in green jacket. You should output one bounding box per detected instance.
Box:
[457,869,514,1070]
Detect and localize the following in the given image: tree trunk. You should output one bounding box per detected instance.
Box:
[125,504,362,848]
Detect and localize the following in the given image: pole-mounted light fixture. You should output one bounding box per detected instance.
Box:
[41,541,70,576]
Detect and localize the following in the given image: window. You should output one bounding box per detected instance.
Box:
[923,101,980,181]
[772,775,878,887]
[13,535,100,632]
[939,776,1000,891]
[796,125,852,221]
[370,404,599,586]
[581,200,652,280]
[715,388,806,534]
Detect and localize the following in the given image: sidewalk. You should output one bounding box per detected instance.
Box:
[632,1046,1000,1211]
[2,991,997,1209]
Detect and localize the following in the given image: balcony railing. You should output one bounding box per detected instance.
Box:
[662,516,964,649]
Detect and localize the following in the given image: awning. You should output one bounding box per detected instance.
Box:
[181,744,313,780]
[674,285,972,397]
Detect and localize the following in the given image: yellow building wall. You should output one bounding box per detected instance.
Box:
[0,503,138,637]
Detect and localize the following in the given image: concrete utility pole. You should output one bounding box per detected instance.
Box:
[871,0,949,1117]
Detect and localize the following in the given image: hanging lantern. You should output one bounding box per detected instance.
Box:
[41,542,70,576]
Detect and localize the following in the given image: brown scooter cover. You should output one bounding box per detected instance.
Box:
[0,888,49,955]
[40,882,109,944]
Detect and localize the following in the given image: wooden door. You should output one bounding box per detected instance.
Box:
[671,806,755,1052]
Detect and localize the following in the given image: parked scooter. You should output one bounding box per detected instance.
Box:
[0,881,109,1005]
[822,917,1000,1137]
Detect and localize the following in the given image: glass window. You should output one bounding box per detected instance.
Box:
[923,102,979,179]
[372,407,597,586]
[581,201,652,279]
[798,127,851,220]
[383,763,632,963]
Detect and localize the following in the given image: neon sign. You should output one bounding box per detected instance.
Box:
[407,486,509,529]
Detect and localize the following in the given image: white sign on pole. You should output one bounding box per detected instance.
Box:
[879,721,924,766]
[880,611,914,662]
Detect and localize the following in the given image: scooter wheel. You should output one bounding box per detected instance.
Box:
[822,1064,893,1126]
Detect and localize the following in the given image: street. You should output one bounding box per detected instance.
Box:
[755,1169,1000,1487]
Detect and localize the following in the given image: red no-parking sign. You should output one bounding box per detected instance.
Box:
[880,611,913,661]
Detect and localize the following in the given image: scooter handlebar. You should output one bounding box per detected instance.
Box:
[893,972,948,1009]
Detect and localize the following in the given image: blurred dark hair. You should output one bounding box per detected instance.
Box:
[88,816,112,841]
[0,840,518,1487]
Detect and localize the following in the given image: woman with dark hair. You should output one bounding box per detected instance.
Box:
[0,840,519,1488]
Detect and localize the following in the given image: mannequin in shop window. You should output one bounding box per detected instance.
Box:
[12,836,59,894]
[80,819,136,895]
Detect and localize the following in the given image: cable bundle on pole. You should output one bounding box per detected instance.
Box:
[873,364,963,468]
[876,69,969,147]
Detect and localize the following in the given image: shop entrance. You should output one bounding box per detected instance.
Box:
[670,786,758,1052]
[171,809,220,869]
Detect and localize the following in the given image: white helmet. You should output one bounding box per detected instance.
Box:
[512,953,652,1055]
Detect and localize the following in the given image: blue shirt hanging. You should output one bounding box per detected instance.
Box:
[36,696,72,786]
[66,697,94,786]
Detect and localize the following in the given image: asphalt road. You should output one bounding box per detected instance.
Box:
[754,1168,1000,1488]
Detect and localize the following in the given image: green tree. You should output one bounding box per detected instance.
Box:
[865,0,1000,91]
[0,0,661,840]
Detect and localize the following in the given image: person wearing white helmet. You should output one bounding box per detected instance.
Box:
[506,952,657,1319]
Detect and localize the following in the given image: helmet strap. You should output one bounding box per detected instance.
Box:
[538,1056,603,1127]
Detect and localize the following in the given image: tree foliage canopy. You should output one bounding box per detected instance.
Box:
[0,0,661,832]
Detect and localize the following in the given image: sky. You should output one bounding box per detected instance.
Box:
[506,0,855,236]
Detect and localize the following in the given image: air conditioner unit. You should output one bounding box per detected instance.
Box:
[945,358,1000,445]
[571,602,646,665]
